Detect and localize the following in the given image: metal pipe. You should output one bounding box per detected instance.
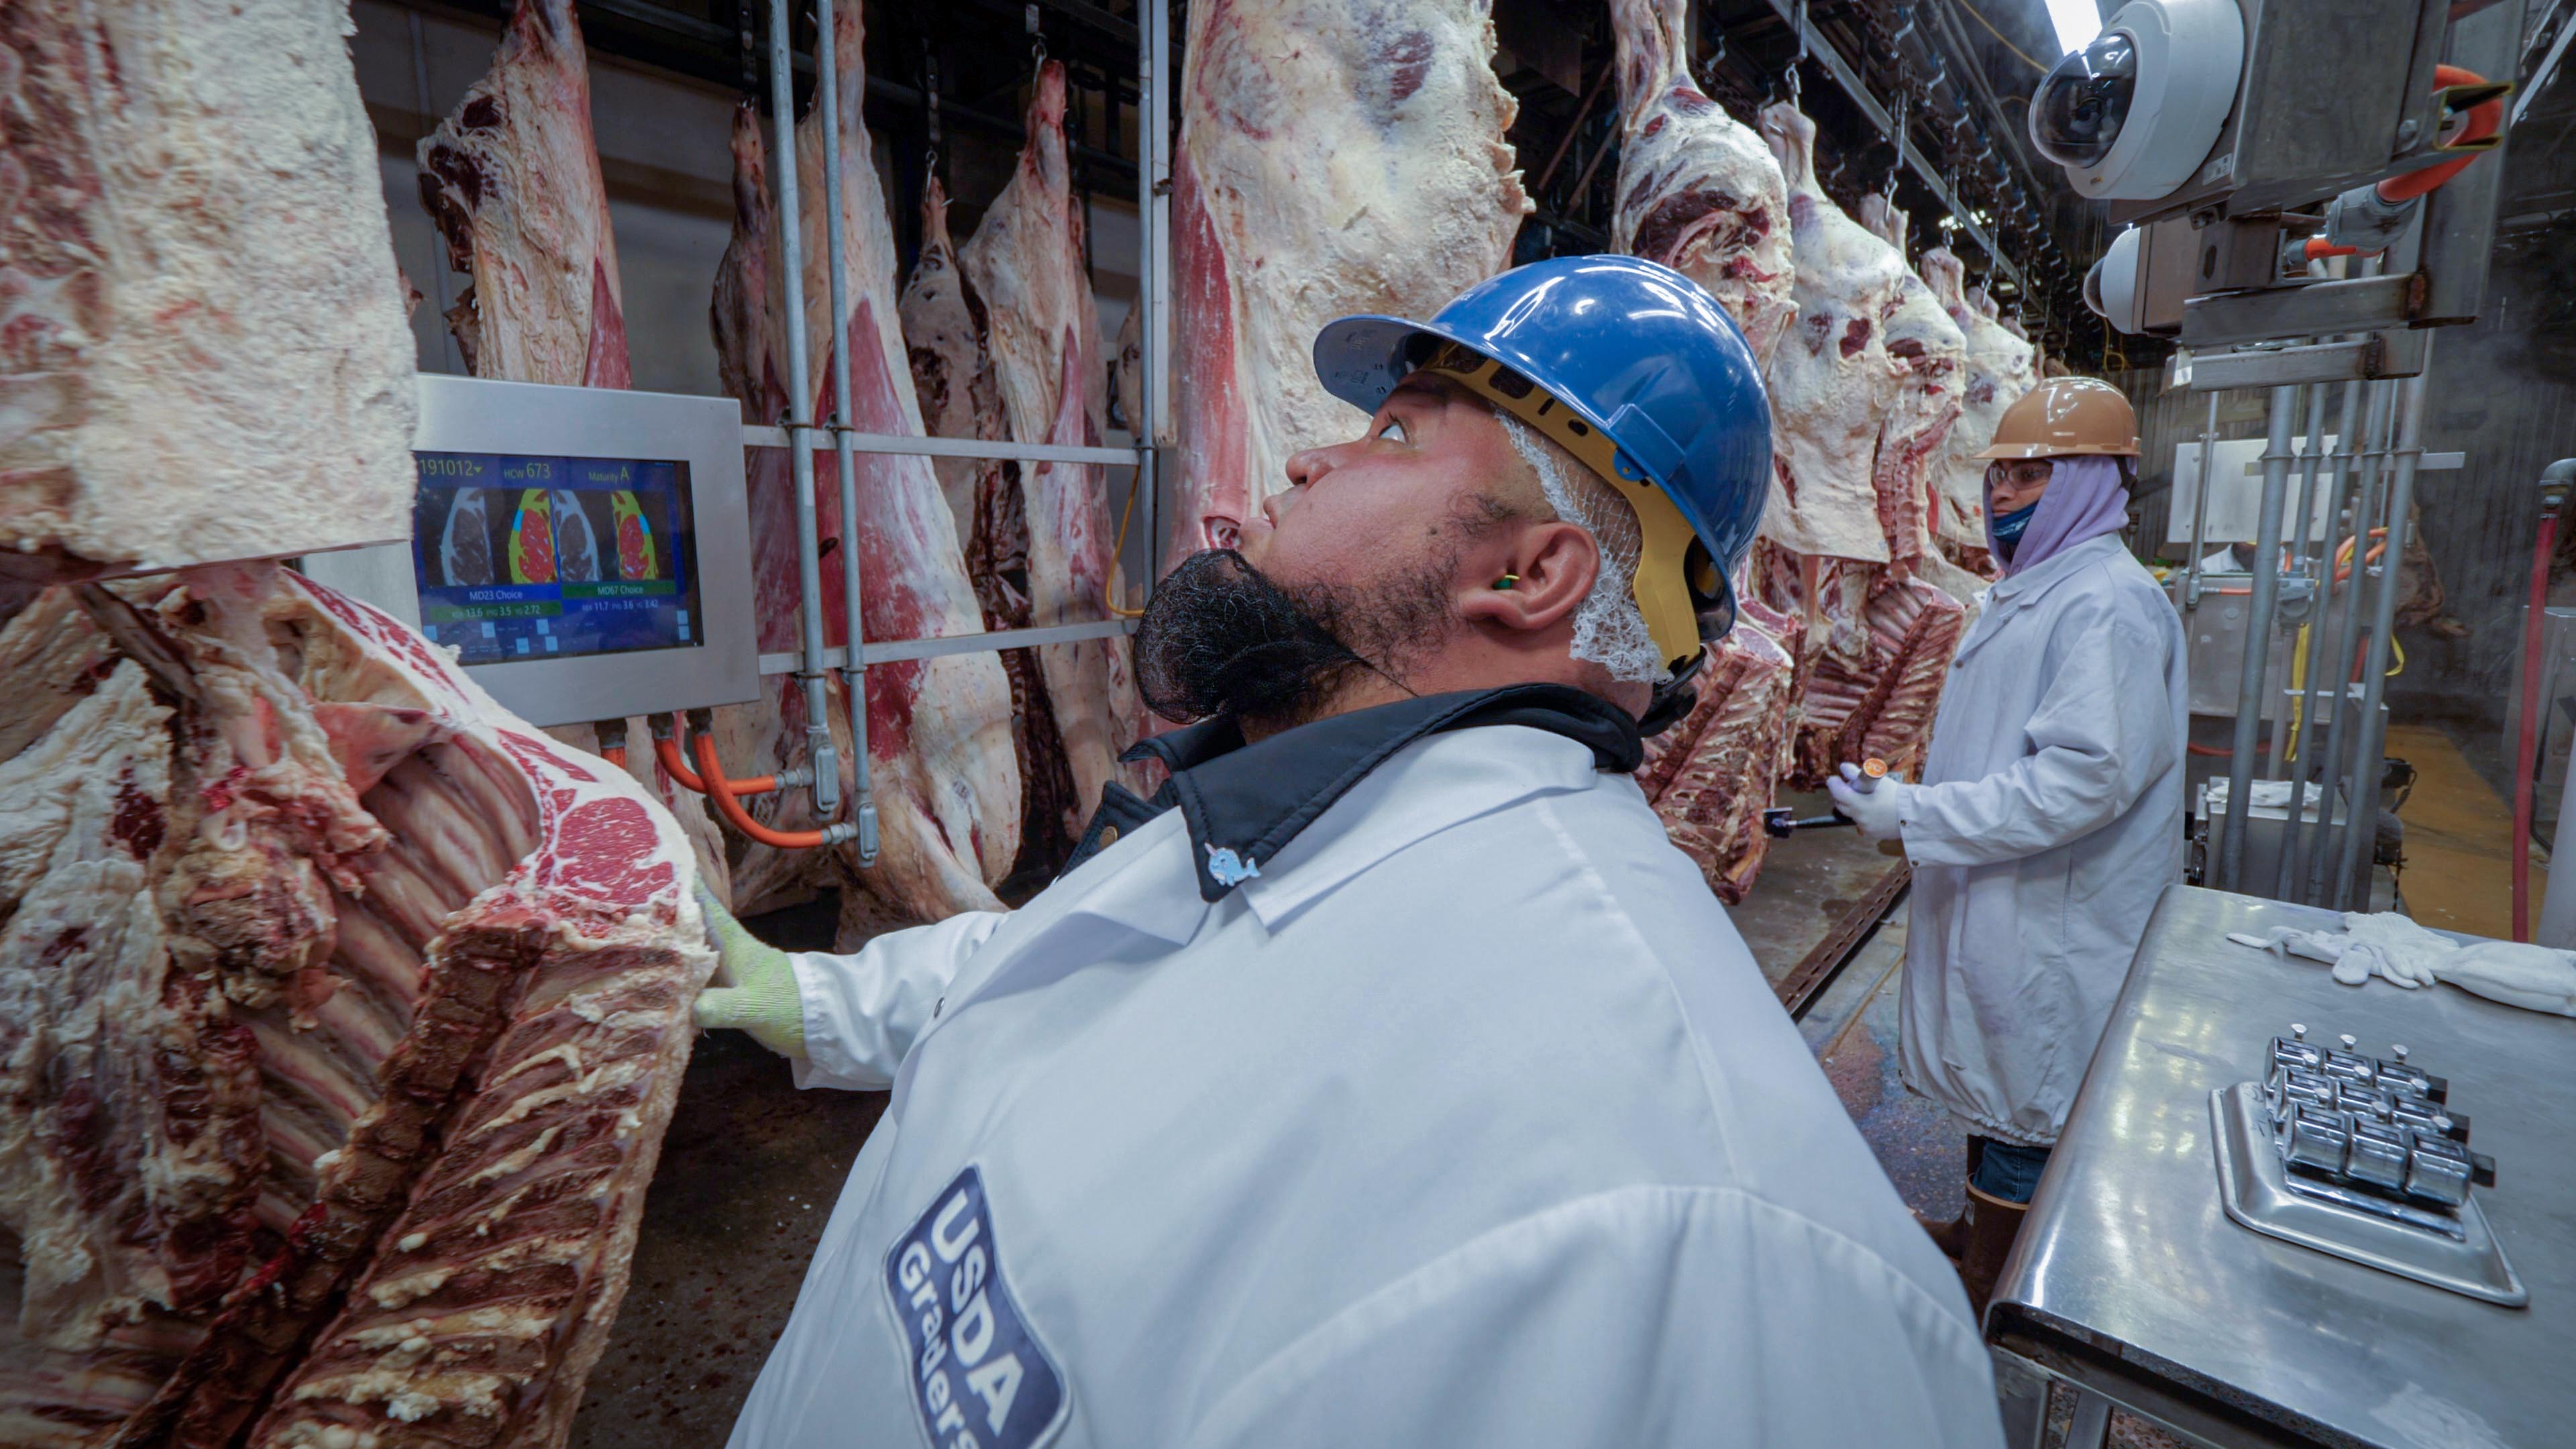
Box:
[2280,378,2365,901]
[2332,366,2433,908]
[765,0,841,829]
[2182,392,2220,608]
[2217,385,2298,890]
[737,425,1138,468]
[2265,384,2329,782]
[1139,0,1171,586]
[2306,379,2397,904]
[814,0,876,862]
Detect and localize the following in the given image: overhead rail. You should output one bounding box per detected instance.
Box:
[1758,0,2029,291]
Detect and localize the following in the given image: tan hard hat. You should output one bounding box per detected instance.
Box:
[1975,377,2142,460]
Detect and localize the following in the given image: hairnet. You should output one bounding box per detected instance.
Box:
[1496,411,1668,684]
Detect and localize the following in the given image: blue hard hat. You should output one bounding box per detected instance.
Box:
[1311,255,1772,659]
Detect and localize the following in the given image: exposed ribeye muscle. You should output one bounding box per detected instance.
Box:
[418,0,731,904]
[709,4,1020,932]
[0,0,415,589]
[1170,0,1529,560]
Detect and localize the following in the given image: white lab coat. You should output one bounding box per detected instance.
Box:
[1897,533,2188,1146]
[730,726,2000,1448]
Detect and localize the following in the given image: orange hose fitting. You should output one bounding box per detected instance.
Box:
[2376,65,2502,203]
[696,733,830,850]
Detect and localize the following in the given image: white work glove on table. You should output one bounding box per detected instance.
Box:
[1825,763,1909,845]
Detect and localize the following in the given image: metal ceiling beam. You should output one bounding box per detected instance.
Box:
[1758,0,2026,289]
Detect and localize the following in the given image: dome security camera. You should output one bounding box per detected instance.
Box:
[2031,0,2245,202]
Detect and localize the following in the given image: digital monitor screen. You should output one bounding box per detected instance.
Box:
[408,451,702,666]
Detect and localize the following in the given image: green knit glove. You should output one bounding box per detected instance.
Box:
[692,884,807,1060]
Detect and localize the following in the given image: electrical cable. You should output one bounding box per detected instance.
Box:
[1104,469,1146,619]
[1952,0,2049,74]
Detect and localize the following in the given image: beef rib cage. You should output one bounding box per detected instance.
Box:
[1637,599,1803,904]
[0,566,711,1449]
[1757,545,1964,790]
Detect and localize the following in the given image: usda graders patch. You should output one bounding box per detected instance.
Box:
[885,1167,1067,1449]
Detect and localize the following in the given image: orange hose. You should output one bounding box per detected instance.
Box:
[655,731,780,797]
[602,745,627,768]
[2333,529,2390,585]
[2304,237,2359,262]
[2376,65,2501,203]
[696,733,830,850]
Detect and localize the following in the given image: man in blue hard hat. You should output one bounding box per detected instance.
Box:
[704,257,2002,1449]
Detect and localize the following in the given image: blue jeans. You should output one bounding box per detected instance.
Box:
[1971,1138,2053,1205]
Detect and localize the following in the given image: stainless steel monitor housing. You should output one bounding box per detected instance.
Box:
[300,374,760,728]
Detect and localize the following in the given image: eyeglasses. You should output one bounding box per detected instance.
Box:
[1986,461,2053,489]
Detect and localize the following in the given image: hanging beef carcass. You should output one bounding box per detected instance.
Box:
[1607,0,1800,900]
[899,179,1080,879]
[0,12,711,1438]
[0,569,712,1449]
[418,0,731,898]
[1754,105,1964,787]
[708,4,1020,932]
[0,0,415,600]
[1607,0,1794,366]
[959,61,1146,836]
[1756,103,1905,565]
[1855,197,1989,612]
[1920,247,2025,576]
[1169,0,1529,561]
[899,180,1004,555]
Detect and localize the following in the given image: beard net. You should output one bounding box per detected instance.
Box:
[1495,411,1670,684]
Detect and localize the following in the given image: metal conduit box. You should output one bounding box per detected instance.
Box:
[299,375,761,727]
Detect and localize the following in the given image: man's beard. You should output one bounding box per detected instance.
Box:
[1132,549,1452,727]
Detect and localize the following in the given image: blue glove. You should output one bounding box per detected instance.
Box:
[691,883,806,1060]
[1825,762,1909,845]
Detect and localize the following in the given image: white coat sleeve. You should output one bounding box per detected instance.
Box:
[1898,596,2179,869]
[1175,1186,2002,1449]
[788,910,1007,1091]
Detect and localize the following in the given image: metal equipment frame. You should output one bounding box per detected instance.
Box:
[739,0,1169,863]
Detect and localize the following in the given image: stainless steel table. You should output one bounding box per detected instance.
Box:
[1987,886,2576,1449]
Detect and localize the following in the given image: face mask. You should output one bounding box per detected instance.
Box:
[1990,500,2041,560]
